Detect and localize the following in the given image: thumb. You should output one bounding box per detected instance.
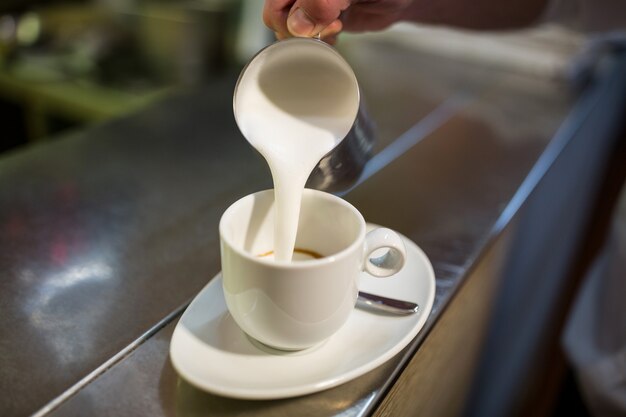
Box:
[287,0,350,37]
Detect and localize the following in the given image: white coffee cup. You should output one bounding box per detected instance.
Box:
[219,189,407,351]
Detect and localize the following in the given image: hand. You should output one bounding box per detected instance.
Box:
[263,0,414,44]
[264,0,552,43]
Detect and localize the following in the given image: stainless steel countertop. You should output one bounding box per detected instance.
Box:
[1,38,596,416]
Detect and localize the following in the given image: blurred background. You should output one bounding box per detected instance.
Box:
[0,0,587,153]
[0,0,272,151]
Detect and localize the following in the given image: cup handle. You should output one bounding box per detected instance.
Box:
[363,228,406,277]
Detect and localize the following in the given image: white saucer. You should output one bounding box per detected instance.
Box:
[170,227,435,400]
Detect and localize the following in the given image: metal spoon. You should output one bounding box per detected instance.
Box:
[357,291,419,315]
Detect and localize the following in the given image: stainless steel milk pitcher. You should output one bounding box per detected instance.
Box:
[233,38,375,192]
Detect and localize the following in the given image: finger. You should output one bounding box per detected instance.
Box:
[264,0,296,39]
[319,19,343,39]
[274,31,289,40]
[287,0,351,37]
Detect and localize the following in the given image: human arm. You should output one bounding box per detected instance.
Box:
[264,0,550,43]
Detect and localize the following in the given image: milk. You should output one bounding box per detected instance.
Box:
[235,40,358,261]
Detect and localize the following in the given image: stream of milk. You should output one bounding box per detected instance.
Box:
[235,42,358,261]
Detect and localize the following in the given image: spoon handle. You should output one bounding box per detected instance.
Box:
[357,291,419,315]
